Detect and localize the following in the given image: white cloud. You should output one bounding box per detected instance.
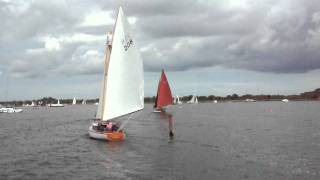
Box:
[81,10,113,27]
[44,37,62,51]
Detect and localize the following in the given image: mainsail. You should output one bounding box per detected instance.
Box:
[188,95,198,104]
[97,7,144,121]
[176,95,182,104]
[154,69,173,109]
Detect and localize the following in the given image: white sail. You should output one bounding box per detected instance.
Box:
[57,99,60,104]
[72,97,76,105]
[187,95,197,104]
[176,95,182,104]
[100,7,144,121]
[82,99,86,104]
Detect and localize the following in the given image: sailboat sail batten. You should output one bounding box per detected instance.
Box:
[101,7,144,121]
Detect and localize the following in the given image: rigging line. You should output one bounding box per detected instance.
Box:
[117,113,133,132]
[117,110,154,132]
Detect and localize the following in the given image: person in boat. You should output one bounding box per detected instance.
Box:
[104,121,119,132]
[106,121,113,131]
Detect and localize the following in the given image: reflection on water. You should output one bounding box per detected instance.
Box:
[159,110,175,139]
[105,141,124,152]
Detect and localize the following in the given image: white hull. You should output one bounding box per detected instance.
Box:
[88,125,126,141]
[88,126,109,140]
[153,109,161,113]
[48,104,64,107]
[0,107,23,113]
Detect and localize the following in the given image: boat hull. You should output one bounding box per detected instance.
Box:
[88,126,126,141]
[48,104,64,107]
[0,108,23,113]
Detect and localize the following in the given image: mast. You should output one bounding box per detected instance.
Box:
[99,32,113,120]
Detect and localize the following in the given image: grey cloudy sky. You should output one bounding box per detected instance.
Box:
[0,0,320,100]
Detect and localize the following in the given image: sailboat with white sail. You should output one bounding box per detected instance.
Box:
[187,95,198,104]
[174,95,182,104]
[82,99,86,105]
[0,107,23,113]
[88,6,144,141]
[72,97,76,105]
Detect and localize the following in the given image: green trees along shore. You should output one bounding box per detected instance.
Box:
[1,88,320,107]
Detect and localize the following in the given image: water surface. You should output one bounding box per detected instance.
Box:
[1,102,320,179]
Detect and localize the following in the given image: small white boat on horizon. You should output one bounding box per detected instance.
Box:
[174,95,182,104]
[0,107,23,113]
[72,97,76,105]
[281,99,289,102]
[48,99,64,107]
[187,95,198,104]
[244,99,256,102]
[82,99,86,105]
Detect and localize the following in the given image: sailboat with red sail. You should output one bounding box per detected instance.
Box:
[153,69,173,112]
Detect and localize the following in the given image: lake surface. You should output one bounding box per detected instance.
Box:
[1,102,320,180]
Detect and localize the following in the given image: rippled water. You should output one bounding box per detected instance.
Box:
[1,102,320,180]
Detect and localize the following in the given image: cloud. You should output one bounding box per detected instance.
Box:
[1,0,320,80]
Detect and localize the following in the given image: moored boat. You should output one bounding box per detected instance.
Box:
[0,107,23,113]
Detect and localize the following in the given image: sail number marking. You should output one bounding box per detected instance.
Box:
[123,39,133,51]
[122,35,133,51]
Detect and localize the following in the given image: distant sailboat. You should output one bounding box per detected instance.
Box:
[48,99,64,107]
[281,99,289,103]
[175,95,182,104]
[153,69,173,112]
[187,95,198,104]
[0,107,23,113]
[82,99,86,105]
[88,6,144,141]
[72,97,76,105]
[244,99,256,102]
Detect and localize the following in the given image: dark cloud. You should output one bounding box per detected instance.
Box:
[1,0,320,79]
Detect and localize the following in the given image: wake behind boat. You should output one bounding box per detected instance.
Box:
[88,6,144,141]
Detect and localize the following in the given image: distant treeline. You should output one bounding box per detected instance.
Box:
[1,88,320,106]
[147,88,320,103]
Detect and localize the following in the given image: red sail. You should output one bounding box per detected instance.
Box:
[154,69,173,108]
